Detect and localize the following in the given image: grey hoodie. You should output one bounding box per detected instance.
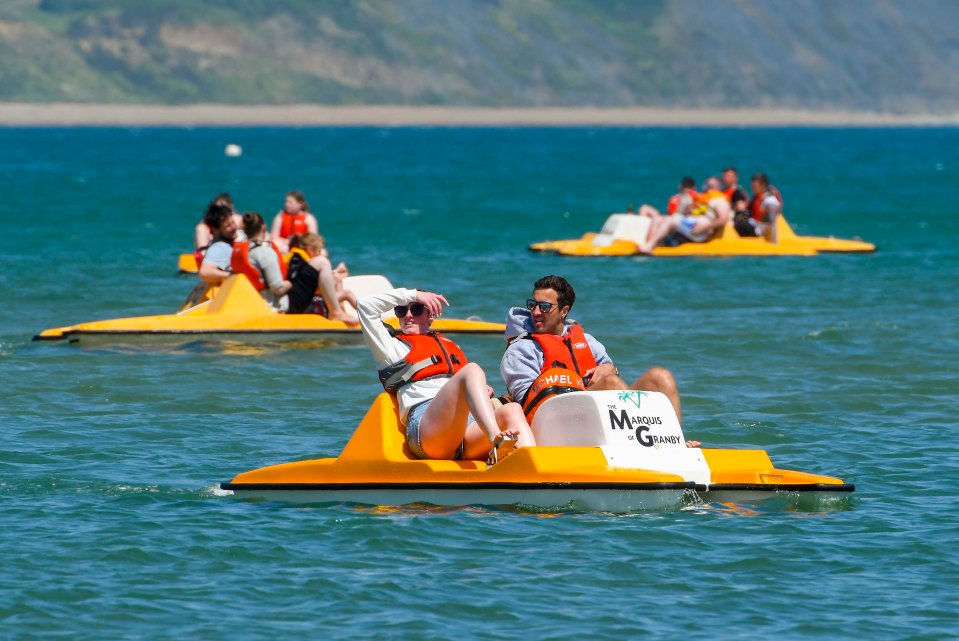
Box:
[499,307,612,403]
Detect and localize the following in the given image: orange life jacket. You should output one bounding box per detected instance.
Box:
[378,332,468,392]
[230,240,286,291]
[666,193,682,215]
[749,186,783,222]
[667,189,699,215]
[690,189,728,217]
[520,324,598,422]
[279,212,309,239]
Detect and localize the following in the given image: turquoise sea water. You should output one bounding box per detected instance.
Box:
[2,126,958,639]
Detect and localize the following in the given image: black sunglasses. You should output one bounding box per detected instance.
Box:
[395,303,427,318]
[526,299,556,313]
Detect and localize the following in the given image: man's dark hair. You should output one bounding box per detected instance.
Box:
[722,166,737,174]
[680,176,696,189]
[203,201,233,230]
[533,275,575,310]
[751,172,770,187]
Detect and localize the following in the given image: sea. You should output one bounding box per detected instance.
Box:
[1,126,957,640]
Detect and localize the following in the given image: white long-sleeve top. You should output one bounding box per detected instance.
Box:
[357,287,448,424]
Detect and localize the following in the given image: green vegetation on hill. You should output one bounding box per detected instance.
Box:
[0,0,956,112]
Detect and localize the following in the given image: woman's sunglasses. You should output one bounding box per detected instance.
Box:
[526,299,556,313]
[395,303,427,318]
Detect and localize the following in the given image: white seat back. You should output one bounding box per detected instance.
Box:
[531,390,710,484]
[592,214,650,247]
[339,275,394,316]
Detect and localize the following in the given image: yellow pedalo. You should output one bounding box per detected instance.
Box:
[529,213,875,257]
[178,253,200,274]
[222,390,854,512]
[34,274,504,346]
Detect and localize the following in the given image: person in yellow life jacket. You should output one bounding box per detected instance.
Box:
[231,212,292,311]
[270,190,319,254]
[500,275,698,447]
[639,176,731,254]
[285,233,358,323]
[358,287,535,461]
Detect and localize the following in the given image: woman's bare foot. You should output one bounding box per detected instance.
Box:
[331,310,359,325]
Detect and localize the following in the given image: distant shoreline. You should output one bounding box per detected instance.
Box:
[1,103,958,127]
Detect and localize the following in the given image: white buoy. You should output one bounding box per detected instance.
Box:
[225,144,242,157]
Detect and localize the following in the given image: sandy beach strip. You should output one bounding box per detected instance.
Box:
[1,103,958,127]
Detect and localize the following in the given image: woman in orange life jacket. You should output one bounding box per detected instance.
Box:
[194,193,242,265]
[270,190,319,254]
[232,212,292,311]
[357,288,535,461]
[285,233,359,324]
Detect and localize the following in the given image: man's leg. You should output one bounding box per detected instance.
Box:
[630,367,681,424]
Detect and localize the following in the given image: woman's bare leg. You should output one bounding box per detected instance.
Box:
[418,363,533,460]
[309,255,358,324]
[639,216,679,254]
[631,366,681,424]
[461,402,535,460]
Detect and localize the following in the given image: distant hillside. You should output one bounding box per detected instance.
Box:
[1,0,957,112]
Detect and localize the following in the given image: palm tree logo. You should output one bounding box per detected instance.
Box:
[617,391,646,408]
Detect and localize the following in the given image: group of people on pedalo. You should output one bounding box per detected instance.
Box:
[193,190,359,324]
[360,274,701,464]
[196,196,701,463]
[631,168,784,253]
[190,177,782,462]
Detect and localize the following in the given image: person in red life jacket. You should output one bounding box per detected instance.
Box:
[358,287,535,461]
[270,190,319,254]
[194,193,242,265]
[637,176,698,219]
[198,203,241,286]
[736,172,784,242]
[639,176,731,254]
[721,167,750,227]
[500,275,698,446]
[285,233,359,324]
[231,212,292,311]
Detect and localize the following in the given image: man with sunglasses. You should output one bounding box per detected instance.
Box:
[501,275,686,432]
[358,287,535,461]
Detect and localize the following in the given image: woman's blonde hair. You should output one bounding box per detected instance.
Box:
[289,232,324,253]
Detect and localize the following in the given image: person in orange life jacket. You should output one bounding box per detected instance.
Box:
[270,190,319,254]
[736,172,783,242]
[285,233,359,324]
[500,275,699,447]
[233,212,292,311]
[636,176,697,219]
[194,193,242,265]
[358,287,534,461]
[721,167,750,224]
[639,176,731,254]
[198,203,242,285]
